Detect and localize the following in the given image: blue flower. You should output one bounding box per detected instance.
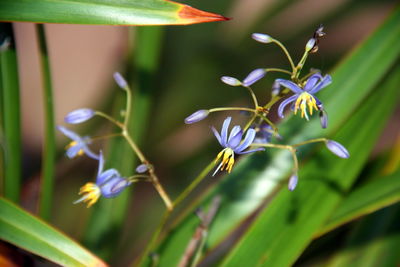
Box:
[57,125,99,160]
[212,117,264,176]
[74,151,131,207]
[276,73,332,121]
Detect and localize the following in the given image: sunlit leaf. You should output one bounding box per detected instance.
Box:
[0,0,228,25]
[0,198,107,267]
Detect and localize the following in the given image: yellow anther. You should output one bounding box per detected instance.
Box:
[65,141,85,157]
[76,182,101,208]
[294,92,318,120]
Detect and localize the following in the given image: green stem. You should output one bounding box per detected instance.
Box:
[265,68,292,76]
[95,111,124,128]
[271,39,296,72]
[0,23,21,203]
[244,86,259,108]
[292,137,327,148]
[209,107,256,113]
[37,24,56,220]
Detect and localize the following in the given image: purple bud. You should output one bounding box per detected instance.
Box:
[325,140,350,158]
[271,81,281,97]
[305,38,316,52]
[319,110,328,129]
[242,68,266,87]
[136,164,148,173]
[113,72,128,89]
[221,76,241,86]
[252,33,273,44]
[64,108,95,124]
[288,174,298,191]
[184,110,209,124]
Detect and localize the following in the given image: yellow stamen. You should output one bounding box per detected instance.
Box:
[294,92,318,121]
[214,148,235,174]
[65,141,85,157]
[75,182,101,208]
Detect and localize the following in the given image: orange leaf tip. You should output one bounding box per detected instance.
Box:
[177,4,230,25]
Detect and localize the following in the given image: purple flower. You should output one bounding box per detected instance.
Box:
[185,110,209,124]
[212,117,264,176]
[221,76,241,86]
[57,125,99,160]
[74,151,131,207]
[64,108,95,124]
[275,73,332,121]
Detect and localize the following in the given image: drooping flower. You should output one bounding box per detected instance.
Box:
[64,108,95,124]
[212,117,264,176]
[74,151,131,207]
[57,125,99,160]
[276,73,332,121]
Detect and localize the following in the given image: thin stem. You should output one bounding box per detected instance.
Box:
[294,51,310,79]
[244,86,258,108]
[252,143,298,173]
[123,83,133,126]
[126,175,151,183]
[259,115,278,134]
[265,68,293,76]
[95,111,124,129]
[290,148,299,173]
[37,24,56,220]
[172,160,216,207]
[209,107,256,113]
[292,138,327,148]
[243,114,258,132]
[300,70,319,82]
[271,39,296,72]
[90,132,123,142]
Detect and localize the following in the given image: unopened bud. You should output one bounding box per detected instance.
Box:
[221,76,241,86]
[325,140,350,158]
[64,108,95,124]
[113,72,128,89]
[319,109,328,129]
[242,68,266,87]
[184,110,209,124]
[136,164,148,173]
[252,33,273,44]
[288,174,298,191]
[305,38,316,52]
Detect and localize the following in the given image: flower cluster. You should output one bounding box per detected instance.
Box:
[58,73,152,207]
[185,25,349,190]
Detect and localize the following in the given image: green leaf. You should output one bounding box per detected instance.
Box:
[316,167,400,238]
[326,204,400,267]
[0,23,22,203]
[0,0,228,25]
[0,198,107,267]
[220,63,400,266]
[149,7,400,266]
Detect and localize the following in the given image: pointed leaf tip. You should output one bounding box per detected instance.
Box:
[177,4,230,25]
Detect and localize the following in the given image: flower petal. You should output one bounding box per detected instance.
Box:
[212,126,222,146]
[97,168,120,185]
[275,79,303,94]
[234,128,256,153]
[66,144,81,159]
[308,74,332,94]
[227,126,243,149]
[237,147,265,155]
[82,146,100,160]
[57,125,81,141]
[100,177,130,198]
[97,151,105,177]
[303,73,322,91]
[220,117,231,147]
[277,94,298,118]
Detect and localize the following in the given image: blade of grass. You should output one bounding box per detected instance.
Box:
[316,167,400,238]
[220,63,400,267]
[82,26,164,262]
[36,24,56,221]
[0,197,107,267]
[0,0,228,26]
[0,23,21,203]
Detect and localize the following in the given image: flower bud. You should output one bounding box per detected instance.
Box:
[64,108,95,124]
[305,38,316,52]
[242,68,266,87]
[136,164,148,173]
[271,81,281,97]
[319,110,328,129]
[288,174,298,191]
[184,110,209,124]
[221,76,241,86]
[113,72,128,89]
[325,140,350,158]
[252,33,273,44]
